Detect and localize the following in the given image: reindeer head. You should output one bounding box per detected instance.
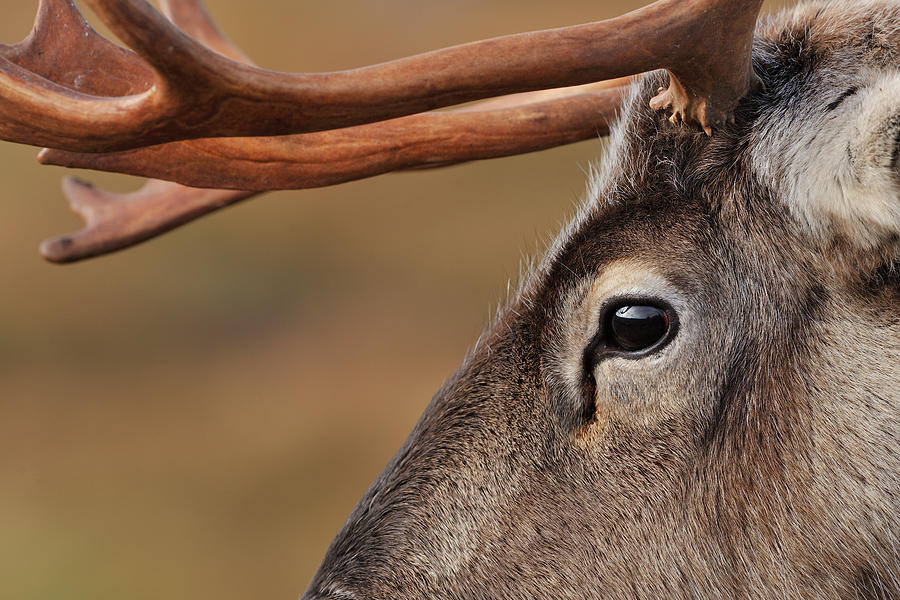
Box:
[2,0,898,598]
[303,2,900,598]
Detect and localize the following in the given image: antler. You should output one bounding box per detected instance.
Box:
[2,0,764,262]
[37,84,623,262]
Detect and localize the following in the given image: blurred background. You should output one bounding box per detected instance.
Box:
[0,1,793,598]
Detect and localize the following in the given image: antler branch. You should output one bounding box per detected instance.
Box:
[17,0,258,264]
[39,178,257,263]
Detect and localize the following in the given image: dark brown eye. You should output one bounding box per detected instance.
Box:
[610,305,669,352]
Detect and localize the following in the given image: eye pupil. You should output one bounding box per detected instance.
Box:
[610,305,669,352]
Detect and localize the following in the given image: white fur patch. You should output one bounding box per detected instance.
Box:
[752,70,900,249]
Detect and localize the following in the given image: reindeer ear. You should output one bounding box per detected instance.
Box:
[792,72,900,253]
[840,73,900,244]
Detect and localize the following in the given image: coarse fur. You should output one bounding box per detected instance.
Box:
[303,1,900,598]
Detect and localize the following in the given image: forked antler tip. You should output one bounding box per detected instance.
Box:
[40,174,262,263]
[60,175,111,217]
[39,176,113,264]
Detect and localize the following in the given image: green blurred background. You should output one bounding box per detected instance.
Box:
[0,1,793,598]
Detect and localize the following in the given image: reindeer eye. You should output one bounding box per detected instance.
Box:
[609,305,670,352]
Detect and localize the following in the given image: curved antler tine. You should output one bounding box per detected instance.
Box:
[158,0,252,63]
[40,85,625,191]
[40,177,256,264]
[0,61,162,149]
[82,0,238,90]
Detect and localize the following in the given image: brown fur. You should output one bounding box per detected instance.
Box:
[303,2,900,598]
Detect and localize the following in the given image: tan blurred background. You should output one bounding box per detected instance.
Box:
[0,1,794,598]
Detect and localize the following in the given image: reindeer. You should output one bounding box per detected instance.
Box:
[1,0,898,597]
